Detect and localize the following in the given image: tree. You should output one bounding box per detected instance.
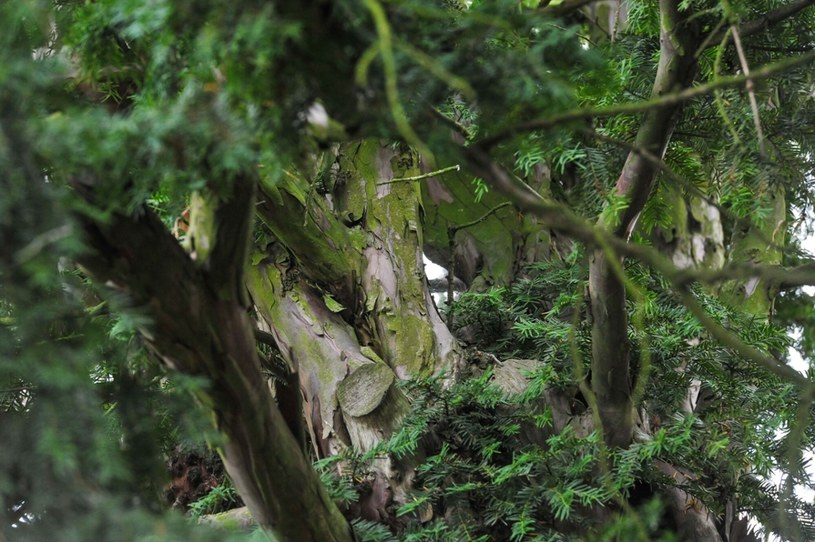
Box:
[4,0,815,540]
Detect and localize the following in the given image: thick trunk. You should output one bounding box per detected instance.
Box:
[76,178,354,542]
[250,139,464,517]
[256,140,460,378]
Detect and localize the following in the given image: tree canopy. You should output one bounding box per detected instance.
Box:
[4,0,815,541]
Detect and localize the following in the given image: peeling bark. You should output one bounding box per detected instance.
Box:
[248,141,471,519]
[247,243,418,519]
[76,177,354,542]
[257,140,460,378]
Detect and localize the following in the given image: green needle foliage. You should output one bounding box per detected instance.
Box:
[4,0,815,540]
[329,257,814,540]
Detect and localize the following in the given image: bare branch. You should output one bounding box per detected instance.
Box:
[709,0,815,46]
[449,201,513,234]
[731,27,767,155]
[379,164,460,185]
[476,51,815,149]
[672,261,815,289]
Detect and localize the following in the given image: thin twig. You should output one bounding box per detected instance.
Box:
[694,17,727,58]
[362,0,431,158]
[712,28,744,147]
[379,164,461,185]
[449,201,512,234]
[431,108,474,141]
[731,26,767,156]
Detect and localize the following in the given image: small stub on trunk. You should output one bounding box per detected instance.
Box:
[338,362,395,417]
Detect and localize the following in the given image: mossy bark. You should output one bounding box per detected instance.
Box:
[256,140,459,379]
[76,177,354,542]
[652,184,725,272]
[249,139,463,517]
[720,186,785,315]
[420,161,552,289]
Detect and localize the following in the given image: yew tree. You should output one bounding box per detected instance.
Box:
[4,0,815,541]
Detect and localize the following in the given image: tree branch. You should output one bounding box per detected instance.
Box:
[710,0,815,45]
[542,0,596,18]
[579,0,701,448]
[379,164,460,185]
[461,146,812,391]
[730,27,767,155]
[476,50,815,149]
[75,178,354,542]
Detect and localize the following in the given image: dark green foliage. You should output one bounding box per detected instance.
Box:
[407,257,814,540]
[0,6,244,538]
[5,0,815,540]
[323,363,705,540]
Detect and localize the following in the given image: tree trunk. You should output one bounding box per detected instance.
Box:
[420,162,553,291]
[588,0,700,448]
[76,177,355,542]
[249,140,468,517]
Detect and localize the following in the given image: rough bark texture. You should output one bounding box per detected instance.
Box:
[256,140,460,379]
[249,140,465,519]
[76,177,354,542]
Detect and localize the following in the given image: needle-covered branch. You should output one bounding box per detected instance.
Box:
[462,146,811,391]
[711,0,815,45]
